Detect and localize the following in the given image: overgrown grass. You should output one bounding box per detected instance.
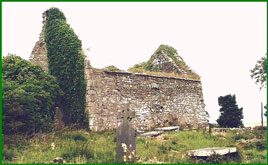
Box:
[128,67,200,80]
[136,131,233,163]
[127,44,201,80]
[2,128,267,164]
[2,129,118,164]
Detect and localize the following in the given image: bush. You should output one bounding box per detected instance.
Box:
[45,7,88,127]
[2,55,61,134]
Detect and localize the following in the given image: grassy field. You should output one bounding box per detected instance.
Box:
[2,127,267,164]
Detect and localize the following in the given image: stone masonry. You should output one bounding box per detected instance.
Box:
[85,61,207,131]
[30,10,208,132]
[29,11,49,72]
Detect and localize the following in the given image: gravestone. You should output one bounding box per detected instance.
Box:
[55,107,64,129]
[116,103,136,163]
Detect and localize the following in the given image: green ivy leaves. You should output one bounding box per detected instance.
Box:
[45,7,88,128]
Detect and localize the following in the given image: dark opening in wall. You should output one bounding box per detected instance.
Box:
[152,87,159,90]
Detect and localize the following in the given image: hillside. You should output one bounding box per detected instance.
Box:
[128,45,200,80]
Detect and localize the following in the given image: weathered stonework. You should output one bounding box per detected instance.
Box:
[29,11,49,72]
[85,61,208,132]
[30,10,208,132]
[150,49,187,74]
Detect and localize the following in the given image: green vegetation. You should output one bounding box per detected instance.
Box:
[217,94,244,128]
[2,54,61,134]
[103,65,121,72]
[2,129,118,164]
[145,44,184,72]
[128,45,200,80]
[45,7,88,127]
[3,128,266,164]
[250,53,267,116]
[250,53,267,89]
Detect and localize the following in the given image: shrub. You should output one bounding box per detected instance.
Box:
[103,65,120,71]
[45,7,88,128]
[2,55,61,134]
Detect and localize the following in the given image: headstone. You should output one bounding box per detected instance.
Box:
[55,107,64,129]
[116,103,136,163]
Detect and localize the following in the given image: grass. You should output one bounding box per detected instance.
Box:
[128,67,200,80]
[2,128,267,164]
[127,44,201,81]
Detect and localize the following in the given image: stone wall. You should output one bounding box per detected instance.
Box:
[29,11,49,72]
[30,10,208,132]
[85,61,208,132]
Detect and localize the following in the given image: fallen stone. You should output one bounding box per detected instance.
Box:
[187,147,237,157]
[154,126,179,132]
[136,129,145,134]
[53,157,64,164]
[139,131,163,137]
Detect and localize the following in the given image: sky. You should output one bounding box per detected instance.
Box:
[2,2,267,125]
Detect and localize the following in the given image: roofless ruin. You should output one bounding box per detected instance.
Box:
[29,9,208,132]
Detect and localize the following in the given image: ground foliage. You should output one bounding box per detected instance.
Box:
[2,128,266,164]
[45,7,88,128]
[2,54,61,134]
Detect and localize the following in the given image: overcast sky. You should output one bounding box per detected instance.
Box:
[2,2,267,125]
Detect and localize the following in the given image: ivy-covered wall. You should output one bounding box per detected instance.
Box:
[44,8,88,127]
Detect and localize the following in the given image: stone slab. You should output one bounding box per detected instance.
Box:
[187,147,237,157]
[154,126,179,132]
[139,131,163,137]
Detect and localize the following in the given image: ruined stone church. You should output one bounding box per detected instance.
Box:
[29,11,208,132]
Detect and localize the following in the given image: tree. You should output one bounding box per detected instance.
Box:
[216,94,244,128]
[45,7,88,127]
[2,54,61,134]
[250,53,267,89]
[250,54,267,117]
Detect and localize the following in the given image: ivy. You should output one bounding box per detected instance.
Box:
[45,7,88,128]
